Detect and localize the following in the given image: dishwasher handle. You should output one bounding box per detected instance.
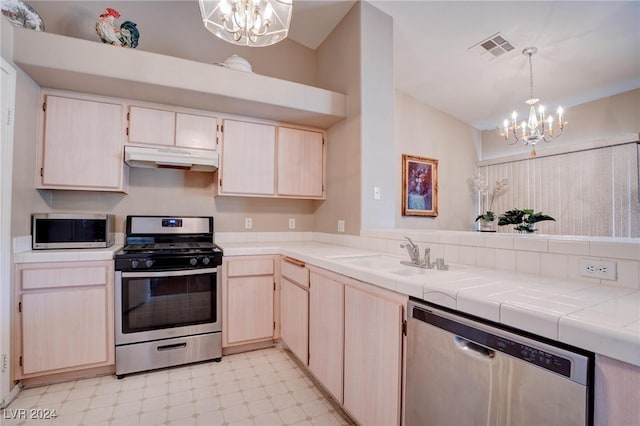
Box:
[454,336,495,359]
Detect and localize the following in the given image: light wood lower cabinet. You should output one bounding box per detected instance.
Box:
[343,285,404,426]
[594,354,640,426]
[308,270,344,403]
[222,256,276,347]
[279,263,405,426]
[280,277,309,365]
[15,261,114,379]
[279,257,310,365]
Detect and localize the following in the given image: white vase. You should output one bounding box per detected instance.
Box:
[478,219,496,232]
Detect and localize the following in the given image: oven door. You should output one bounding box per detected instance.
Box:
[115,267,221,345]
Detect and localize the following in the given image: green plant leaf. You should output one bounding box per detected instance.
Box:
[528,213,556,224]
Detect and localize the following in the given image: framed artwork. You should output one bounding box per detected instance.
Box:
[402,154,438,217]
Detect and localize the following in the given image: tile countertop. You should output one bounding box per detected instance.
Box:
[13,245,123,263]
[220,241,640,367]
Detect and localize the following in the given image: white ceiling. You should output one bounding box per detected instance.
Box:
[291,0,640,130]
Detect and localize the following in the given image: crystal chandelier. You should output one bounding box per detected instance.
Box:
[499,47,567,156]
[198,0,293,47]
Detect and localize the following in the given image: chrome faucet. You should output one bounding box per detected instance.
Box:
[400,236,420,264]
[399,237,447,270]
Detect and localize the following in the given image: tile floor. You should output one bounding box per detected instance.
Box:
[2,347,353,426]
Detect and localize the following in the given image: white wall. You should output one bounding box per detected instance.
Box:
[314,3,362,235]
[394,91,481,231]
[359,2,395,229]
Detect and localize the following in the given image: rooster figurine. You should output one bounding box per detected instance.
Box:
[96,8,139,48]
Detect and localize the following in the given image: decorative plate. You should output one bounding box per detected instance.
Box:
[1,0,45,31]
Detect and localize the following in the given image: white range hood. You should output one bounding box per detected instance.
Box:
[124,146,218,172]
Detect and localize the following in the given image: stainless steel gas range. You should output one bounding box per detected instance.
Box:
[114,216,223,378]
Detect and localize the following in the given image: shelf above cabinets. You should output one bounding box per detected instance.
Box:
[11,26,346,129]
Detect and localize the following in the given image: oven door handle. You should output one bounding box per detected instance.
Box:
[121,268,218,278]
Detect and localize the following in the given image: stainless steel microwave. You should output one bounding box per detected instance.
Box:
[32,213,115,249]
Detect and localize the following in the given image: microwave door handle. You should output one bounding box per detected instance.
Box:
[121,267,218,278]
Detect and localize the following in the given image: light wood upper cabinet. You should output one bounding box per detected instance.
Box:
[39,94,126,192]
[128,106,174,146]
[222,256,276,347]
[218,119,276,196]
[277,127,324,198]
[176,113,218,150]
[344,285,404,426]
[128,106,218,151]
[218,120,325,199]
[309,270,344,403]
[15,260,114,378]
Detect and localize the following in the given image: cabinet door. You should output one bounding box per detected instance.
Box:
[21,287,109,375]
[277,127,324,198]
[220,119,276,195]
[175,113,217,150]
[280,278,308,365]
[309,272,344,402]
[41,95,124,190]
[128,106,175,146]
[344,286,403,426]
[595,354,640,425]
[226,276,274,344]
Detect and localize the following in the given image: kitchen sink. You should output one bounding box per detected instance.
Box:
[338,255,404,270]
[387,267,430,276]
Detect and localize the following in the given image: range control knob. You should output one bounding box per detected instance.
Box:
[202,257,210,265]
[145,259,154,268]
[190,257,198,266]
[130,260,139,269]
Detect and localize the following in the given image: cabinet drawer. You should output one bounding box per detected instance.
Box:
[21,264,109,290]
[281,257,309,288]
[226,257,274,277]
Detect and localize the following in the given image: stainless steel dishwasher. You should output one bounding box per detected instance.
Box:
[406,299,593,426]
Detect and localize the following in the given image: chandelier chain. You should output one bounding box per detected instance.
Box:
[528,52,534,100]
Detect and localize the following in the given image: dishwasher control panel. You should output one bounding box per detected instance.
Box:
[495,337,572,377]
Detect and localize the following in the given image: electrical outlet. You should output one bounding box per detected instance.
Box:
[337,220,345,233]
[244,217,252,229]
[288,218,296,229]
[579,258,617,281]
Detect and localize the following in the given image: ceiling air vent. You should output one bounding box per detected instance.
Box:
[469,33,515,60]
